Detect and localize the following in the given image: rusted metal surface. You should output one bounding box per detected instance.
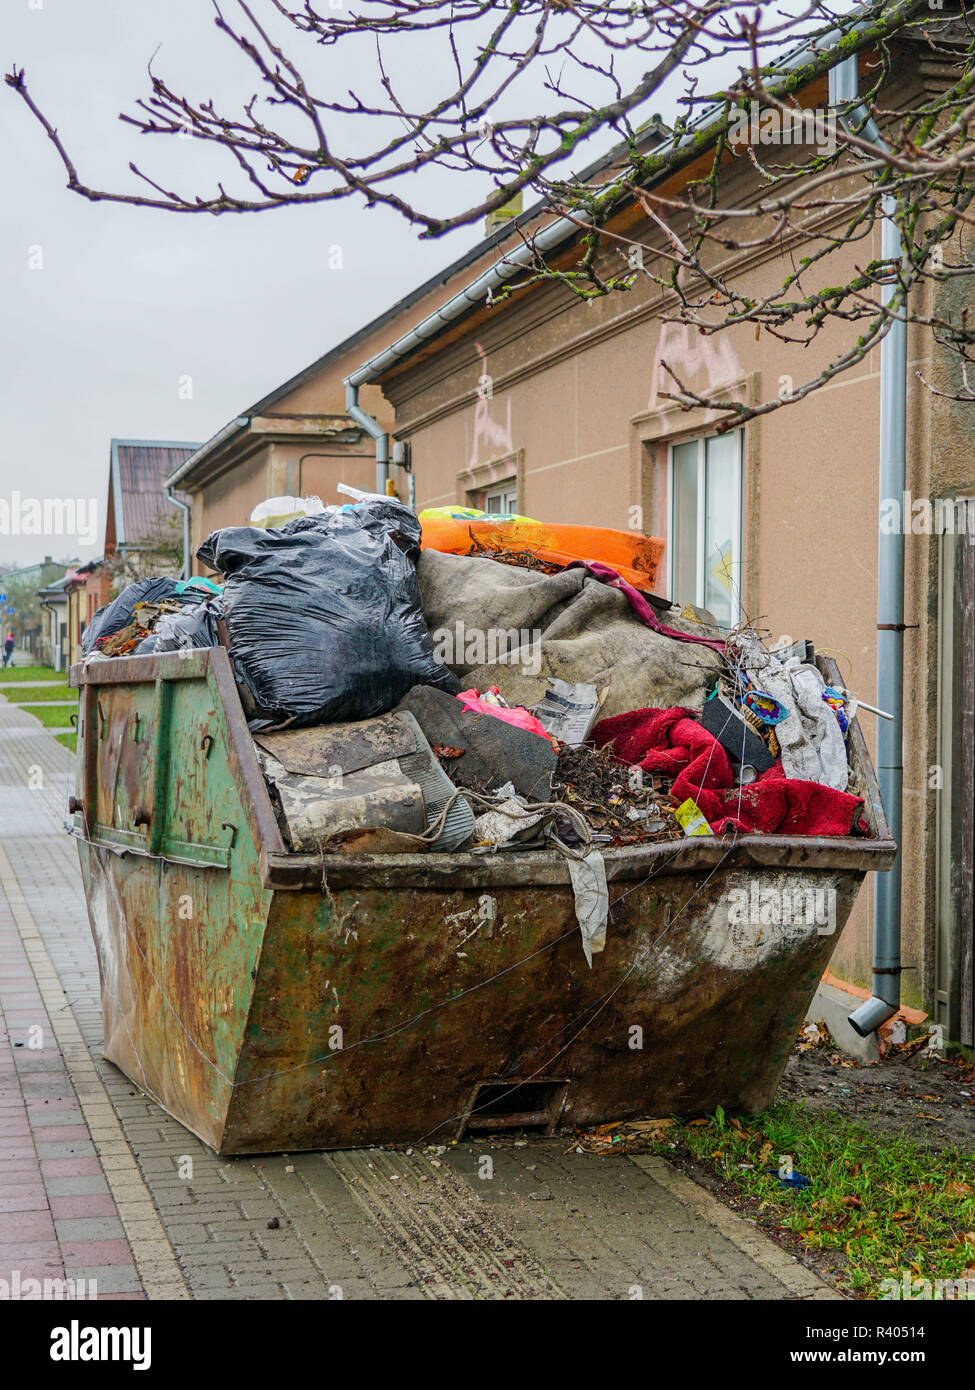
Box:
[265,834,895,893]
[70,649,279,1150]
[456,1080,569,1139]
[69,647,896,1155]
[215,863,866,1152]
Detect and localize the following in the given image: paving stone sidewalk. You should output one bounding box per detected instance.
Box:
[0,697,841,1301]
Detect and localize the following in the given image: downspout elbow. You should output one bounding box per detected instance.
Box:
[344,381,389,495]
[848,994,898,1038]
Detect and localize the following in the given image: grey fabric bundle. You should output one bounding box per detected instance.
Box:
[417,549,723,719]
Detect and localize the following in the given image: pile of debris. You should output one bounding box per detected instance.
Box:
[82,576,224,658]
[553,743,682,846]
[466,541,564,575]
[80,493,873,958]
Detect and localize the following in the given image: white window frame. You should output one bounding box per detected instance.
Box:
[666,429,743,626]
[484,482,518,514]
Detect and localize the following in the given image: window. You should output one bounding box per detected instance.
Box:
[667,430,742,629]
[484,482,518,515]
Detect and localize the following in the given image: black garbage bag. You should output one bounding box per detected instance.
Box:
[82,577,205,655]
[153,599,225,653]
[197,500,459,726]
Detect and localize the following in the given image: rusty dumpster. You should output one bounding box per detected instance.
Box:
[67,647,895,1155]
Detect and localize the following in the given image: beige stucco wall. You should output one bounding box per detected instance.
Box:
[194,452,270,559]
[380,211,944,999]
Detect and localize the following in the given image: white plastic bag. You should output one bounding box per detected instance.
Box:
[249,495,329,529]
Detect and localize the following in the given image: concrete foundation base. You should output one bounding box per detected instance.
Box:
[805,981,881,1064]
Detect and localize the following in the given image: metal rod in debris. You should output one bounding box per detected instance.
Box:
[838,689,893,721]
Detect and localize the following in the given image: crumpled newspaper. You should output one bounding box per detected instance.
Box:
[473,783,550,846]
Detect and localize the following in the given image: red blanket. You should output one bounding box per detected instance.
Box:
[592,706,867,837]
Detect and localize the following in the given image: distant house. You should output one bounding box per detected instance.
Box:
[36,572,73,671]
[51,440,201,667]
[26,441,200,669]
[1,556,66,663]
[64,559,113,670]
[105,439,199,582]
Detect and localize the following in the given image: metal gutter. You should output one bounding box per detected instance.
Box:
[342,204,596,490]
[165,418,250,490]
[828,57,905,1037]
[344,206,596,394]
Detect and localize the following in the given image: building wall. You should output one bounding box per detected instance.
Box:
[380,209,935,999]
[194,452,272,562]
[190,437,384,571]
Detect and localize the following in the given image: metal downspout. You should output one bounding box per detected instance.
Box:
[166,486,193,581]
[344,384,390,494]
[830,57,905,1036]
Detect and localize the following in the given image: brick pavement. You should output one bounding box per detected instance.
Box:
[0,692,842,1301]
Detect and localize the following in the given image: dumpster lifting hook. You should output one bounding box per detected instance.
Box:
[222,821,238,849]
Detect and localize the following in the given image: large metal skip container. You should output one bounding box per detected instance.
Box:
[68,648,895,1155]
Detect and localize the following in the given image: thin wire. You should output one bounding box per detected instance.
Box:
[415,637,769,1142]
[91,634,781,1123]
[414,825,748,1144]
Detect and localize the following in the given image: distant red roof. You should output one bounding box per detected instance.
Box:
[109,440,199,550]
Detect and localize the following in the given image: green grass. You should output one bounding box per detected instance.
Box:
[0,662,77,744]
[0,663,62,683]
[2,685,75,703]
[16,702,77,729]
[652,1103,975,1298]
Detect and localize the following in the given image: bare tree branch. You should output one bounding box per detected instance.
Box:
[6,0,975,416]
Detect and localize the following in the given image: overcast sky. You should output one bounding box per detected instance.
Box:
[0,0,489,569]
[0,0,833,571]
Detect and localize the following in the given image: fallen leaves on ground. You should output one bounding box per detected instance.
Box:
[572,1117,676,1153]
[797,1020,830,1051]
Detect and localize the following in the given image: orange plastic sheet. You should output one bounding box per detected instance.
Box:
[419,516,664,592]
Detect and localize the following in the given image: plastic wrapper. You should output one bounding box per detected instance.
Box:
[456,687,553,741]
[249,495,332,529]
[153,599,225,653]
[197,499,459,727]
